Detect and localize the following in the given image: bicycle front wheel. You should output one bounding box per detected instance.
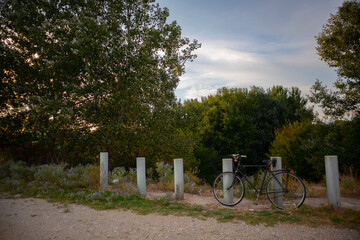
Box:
[213,172,245,206]
[266,172,306,210]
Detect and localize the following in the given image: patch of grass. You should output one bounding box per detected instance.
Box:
[236,210,301,227]
[292,204,360,230]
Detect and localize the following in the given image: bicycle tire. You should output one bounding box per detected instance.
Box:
[213,172,245,206]
[266,171,306,210]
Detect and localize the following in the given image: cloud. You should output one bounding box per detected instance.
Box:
[176,39,337,101]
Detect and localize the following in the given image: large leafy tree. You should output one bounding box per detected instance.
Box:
[0,0,200,164]
[199,86,313,158]
[1,0,94,163]
[311,0,360,119]
[184,86,314,181]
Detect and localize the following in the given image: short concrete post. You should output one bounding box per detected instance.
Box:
[325,155,341,208]
[100,152,108,191]
[174,158,184,200]
[222,158,233,204]
[270,157,283,207]
[136,157,146,197]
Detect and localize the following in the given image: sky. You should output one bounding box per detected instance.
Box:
[157,0,343,101]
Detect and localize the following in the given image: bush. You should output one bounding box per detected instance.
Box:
[0,161,35,184]
[109,167,127,184]
[79,165,100,189]
[34,164,67,186]
[270,118,360,182]
[155,161,173,184]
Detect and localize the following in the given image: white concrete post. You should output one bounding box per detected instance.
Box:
[136,157,146,197]
[271,157,283,208]
[100,152,108,191]
[174,158,184,200]
[325,155,341,208]
[222,158,233,204]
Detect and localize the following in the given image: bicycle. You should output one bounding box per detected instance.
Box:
[213,154,306,210]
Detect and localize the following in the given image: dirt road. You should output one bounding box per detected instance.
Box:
[0,197,359,240]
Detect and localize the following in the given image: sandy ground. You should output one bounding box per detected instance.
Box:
[180,192,360,211]
[0,194,359,240]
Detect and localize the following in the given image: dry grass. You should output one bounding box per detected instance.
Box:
[147,182,175,192]
[305,181,327,198]
[340,168,360,199]
[305,176,360,199]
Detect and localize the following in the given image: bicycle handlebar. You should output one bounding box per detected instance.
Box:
[231,154,275,165]
[231,154,247,158]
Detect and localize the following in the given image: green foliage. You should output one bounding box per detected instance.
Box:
[0,161,35,184]
[183,86,313,181]
[270,121,321,181]
[0,161,100,194]
[194,145,221,183]
[270,118,360,181]
[0,0,200,167]
[184,172,204,194]
[200,86,312,159]
[34,164,67,186]
[315,0,360,81]
[155,161,174,184]
[312,0,360,118]
[109,167,127,184]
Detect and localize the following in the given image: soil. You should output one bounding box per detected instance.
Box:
[1,193,359,240]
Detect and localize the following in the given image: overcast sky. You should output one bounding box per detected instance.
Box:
[157,0,343,101]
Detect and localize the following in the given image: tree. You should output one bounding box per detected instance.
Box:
[270,118,360,181]
[186,86,313,181]
[1,0,94,163]
[0,0,200,165]
[270,121,326,181]
[311,0,360,119]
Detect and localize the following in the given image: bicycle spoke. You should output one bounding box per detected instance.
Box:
[266,172,306,210]
[213,172,245,206]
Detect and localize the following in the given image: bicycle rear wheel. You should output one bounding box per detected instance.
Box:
[213,172,245,206]
[266,171,306,210]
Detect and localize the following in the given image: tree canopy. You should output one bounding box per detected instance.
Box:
[0,0,200,165]
[311,0,360,119]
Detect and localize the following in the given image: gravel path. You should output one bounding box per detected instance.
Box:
[1,197,359,240]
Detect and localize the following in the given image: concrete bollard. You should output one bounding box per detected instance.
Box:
[100,152,108,191]
[174,158,184,200]
[325,155,341,208]
[270,157,283,208]
[222,158,233,204]
[136,157,146,197]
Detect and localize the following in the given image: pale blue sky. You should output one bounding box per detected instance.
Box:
[157,0,342,101]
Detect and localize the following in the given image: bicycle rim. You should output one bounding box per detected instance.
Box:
[213,172,245,206]
[266,172,306,210]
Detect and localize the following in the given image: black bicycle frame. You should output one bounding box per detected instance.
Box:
[234,162,285,195]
